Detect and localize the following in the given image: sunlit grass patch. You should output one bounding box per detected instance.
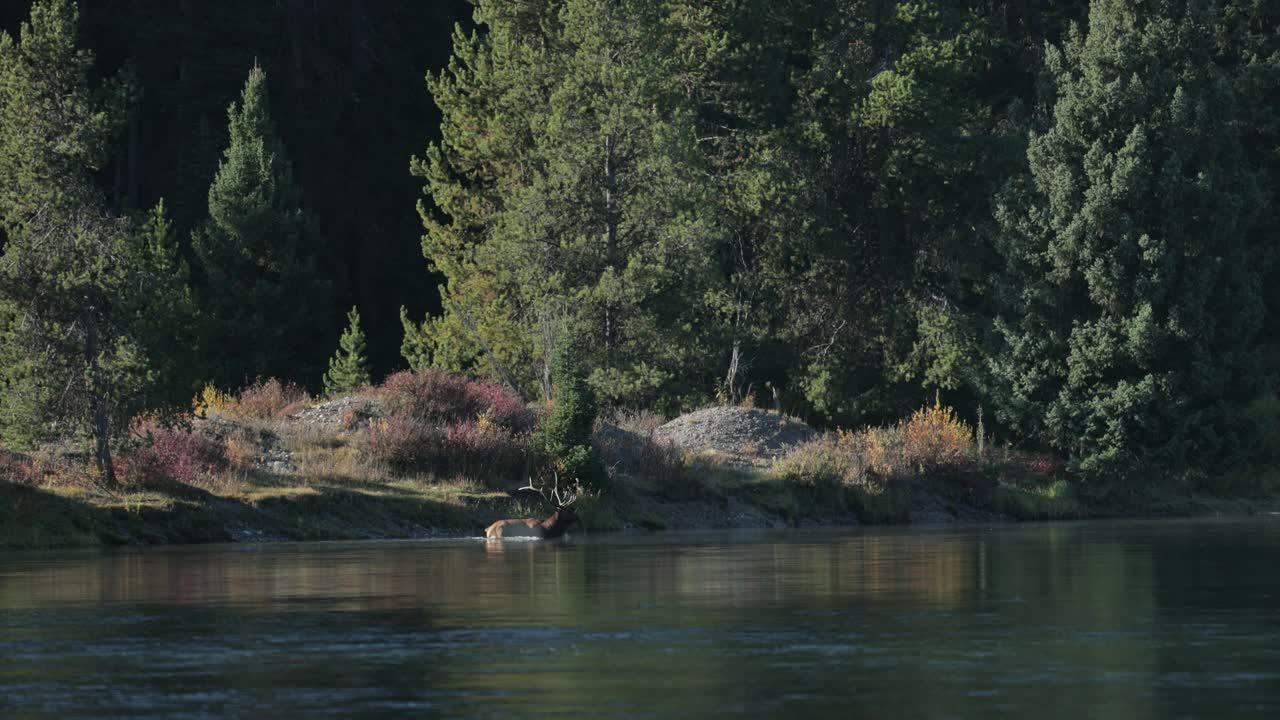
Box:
[990,479,1083,520]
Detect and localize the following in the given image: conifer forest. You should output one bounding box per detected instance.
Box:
[0,0,1278,499]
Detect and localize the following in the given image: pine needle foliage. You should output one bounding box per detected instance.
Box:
[536,328,606,489]
[0,0,189,485]
[324,306,371,396]
[192,64,330,389]
[990,0,1269,484]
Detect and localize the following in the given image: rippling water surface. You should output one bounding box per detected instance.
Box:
[2,519,1279,718]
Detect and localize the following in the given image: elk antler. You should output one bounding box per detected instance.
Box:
[518,472,577,508]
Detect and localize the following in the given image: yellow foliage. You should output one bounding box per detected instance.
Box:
[225,437,258,468]
[192,385,231,418]
[790,398,974,483]
[900,398,973,471]
[842,426,903,478]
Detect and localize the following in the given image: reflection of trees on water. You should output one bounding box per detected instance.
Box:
[4,524,1278,718]
[1,534,985,611]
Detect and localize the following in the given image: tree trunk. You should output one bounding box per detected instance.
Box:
[127,116,140,209]
[540,306,555,401]
[724,339,741,403]
[83,292,116,487]
[603,133,618,352]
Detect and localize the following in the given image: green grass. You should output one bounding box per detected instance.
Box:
[990,479,1084,520]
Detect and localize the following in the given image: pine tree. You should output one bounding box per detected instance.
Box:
[410,0,722,408]
[990,0,1268,485]
[192,64,329,389]
[323,306,371,396]
[0,0,188,484]
[536,327,605,489]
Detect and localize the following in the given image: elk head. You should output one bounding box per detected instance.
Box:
[484,473,580,540]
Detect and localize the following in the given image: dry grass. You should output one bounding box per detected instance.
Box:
[767,399,984,522]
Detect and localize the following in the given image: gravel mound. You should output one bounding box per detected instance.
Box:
[192,414,298,473]
[654,406,816,462]
[288,395,383,430]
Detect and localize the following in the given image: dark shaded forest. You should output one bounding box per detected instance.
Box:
[0,0,471,373]
[0,0,1277,493]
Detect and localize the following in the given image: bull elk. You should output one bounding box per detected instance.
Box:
[484,475,580,540]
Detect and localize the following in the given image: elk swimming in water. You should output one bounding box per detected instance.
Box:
[484,475,579,540]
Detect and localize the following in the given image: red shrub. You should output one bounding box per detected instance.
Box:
[365,414,442,474]
[378,370,532,431]
[466,380,534,432]
[441,420,528,483]
[0,449,40,485]
[379,370,472,423]
[365,414,527,483]
[233,378,309,420]
[1023,453,1064,477]
[130,425,230,486]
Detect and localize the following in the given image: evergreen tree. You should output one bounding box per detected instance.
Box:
[730,0,998,423]
[1221,0,1280,381]
[125,199,200,406]
[536,327,605,489]
[192,64,329,389]
[399,305,432,372]
[323,306,371,396]
[410,0,721,409]
[0,0,187,484]
[990,0,1268,484]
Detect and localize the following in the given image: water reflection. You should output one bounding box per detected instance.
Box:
[1,520,1277,719]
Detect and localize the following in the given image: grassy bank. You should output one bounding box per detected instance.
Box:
[2,374,1275,551]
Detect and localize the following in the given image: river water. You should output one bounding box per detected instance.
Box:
[1,519,1278,718]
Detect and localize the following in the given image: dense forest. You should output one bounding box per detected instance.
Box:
[0,0,1277,491]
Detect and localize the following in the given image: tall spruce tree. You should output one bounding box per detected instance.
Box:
[323,306,371,396]
[990,0,1268,485]
[408,0,721,409]
[192,64,329,389]
[0,0,188,484]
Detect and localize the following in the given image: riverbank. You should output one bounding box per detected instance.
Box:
[2,376,1276,550]
[4,451,1274,551]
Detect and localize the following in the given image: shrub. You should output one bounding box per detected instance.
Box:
[192,385,232,418]
[379,369,471,422]
[467,381,535,432]
[130,425,230,486]
[233,378,309,420]
[366,415,440,474]
[441,420,528,484]
[851,426,904,478]
[594,421,687,490]
[900,399,973,472]
[0,449,41,485]
[770,434,908,522]
[607,409,668,437]
[771,435,850,488]
[378,370,532,431]
[365,414,527,483]
[224,436,259,469]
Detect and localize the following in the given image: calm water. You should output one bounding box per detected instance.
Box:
[1,519,1278,719]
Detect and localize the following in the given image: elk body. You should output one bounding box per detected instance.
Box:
[484,476,579,540]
